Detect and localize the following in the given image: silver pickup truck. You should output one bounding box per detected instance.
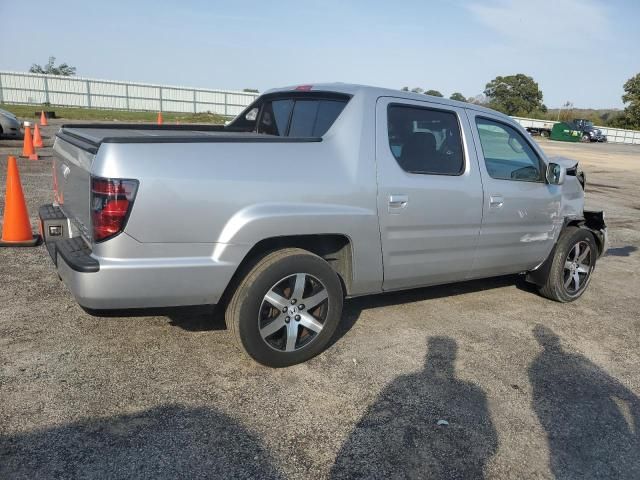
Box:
[40,83,607,367]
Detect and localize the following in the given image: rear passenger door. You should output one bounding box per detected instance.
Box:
[467,112,561,277]
[376,97,484,291]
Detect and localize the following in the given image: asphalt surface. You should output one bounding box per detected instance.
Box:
[1,120,639,479]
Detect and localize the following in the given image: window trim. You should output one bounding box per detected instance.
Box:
[474,115,546,184]
[386,103,466,177]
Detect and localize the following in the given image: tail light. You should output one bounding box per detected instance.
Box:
[91,177,138,242]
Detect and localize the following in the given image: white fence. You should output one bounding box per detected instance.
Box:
[2,71,638,143]
[513,116,640,145]
[0,71,259,117]
[593,126,640,144]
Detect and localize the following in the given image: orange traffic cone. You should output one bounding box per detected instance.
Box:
[0,156,40,247]
[21,125,35,158]
[157,112,163,125]
[22,125,38,160]
[33,123,44,148]
[40,111,49,127]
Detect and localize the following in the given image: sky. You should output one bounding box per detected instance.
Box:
[1,0,638,109]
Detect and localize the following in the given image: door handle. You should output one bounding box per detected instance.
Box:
[489,195,504,208]
[388,194,409,211]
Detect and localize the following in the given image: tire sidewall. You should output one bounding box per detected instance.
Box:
[236,253,343,367]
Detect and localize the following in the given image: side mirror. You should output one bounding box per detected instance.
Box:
[546,162,566,185]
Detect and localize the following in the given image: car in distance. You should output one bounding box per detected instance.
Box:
[39,84,608,367]
[0,108,21,138]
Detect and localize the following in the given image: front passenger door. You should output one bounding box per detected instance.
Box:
[469,114,562,278]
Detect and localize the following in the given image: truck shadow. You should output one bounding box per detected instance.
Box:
[529,325,640,479]
[88,274,535,337]
[84,305,225,332]
[605,245,638,257]
[330,336,498,479]
[332,274,527,348]
[0,404,283,480]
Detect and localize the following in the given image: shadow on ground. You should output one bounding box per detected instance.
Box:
[529,325,640,479]
[0,405,283,480]
[331,274,528,348]
[330,336,498,479]
[85,274,528,342]
[83,305,225,332]
[605,246,638,257]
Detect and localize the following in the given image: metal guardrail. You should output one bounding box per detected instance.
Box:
[512,116,640,145]
[0,71,259,117]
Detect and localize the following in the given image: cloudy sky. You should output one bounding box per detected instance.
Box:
[1,0,638,108]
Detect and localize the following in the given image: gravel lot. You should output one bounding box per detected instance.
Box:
[1,120,639,479]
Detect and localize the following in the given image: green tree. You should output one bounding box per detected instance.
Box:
[467,94,488,105]
[29,56,76,76]
[449,92,466,102]
[401,86,410,91]
[411,87,424,94]
[484,74,545,116]
[425,90,443,97]
[621,73,640,128]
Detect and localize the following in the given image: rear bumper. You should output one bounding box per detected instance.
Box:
[39,204,244,310]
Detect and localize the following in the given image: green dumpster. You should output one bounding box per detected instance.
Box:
[550,122,581,142]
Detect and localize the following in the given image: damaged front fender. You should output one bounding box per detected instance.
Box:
[583,210,608,257]
[525,211,608,287]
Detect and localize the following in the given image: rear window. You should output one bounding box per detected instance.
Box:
[257,99,294,136]
[233,94,349,137]
[387,104,464,175]
[288,100,347,137]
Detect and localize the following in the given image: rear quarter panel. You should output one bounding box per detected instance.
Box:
[91,92,384,296]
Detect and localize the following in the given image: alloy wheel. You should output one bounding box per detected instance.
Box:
[563,240,593,296]
[258,273,329,352]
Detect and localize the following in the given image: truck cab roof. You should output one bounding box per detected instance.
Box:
[263,82,513,122]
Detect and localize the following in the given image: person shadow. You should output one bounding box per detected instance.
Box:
[0,404,283,480]
[529,325,640,479]
[330,336,498,479]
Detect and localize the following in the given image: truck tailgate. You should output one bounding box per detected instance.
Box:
[53,135,95,241]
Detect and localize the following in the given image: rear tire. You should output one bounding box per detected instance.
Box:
[226,248,343,367]
[538,227,597,302]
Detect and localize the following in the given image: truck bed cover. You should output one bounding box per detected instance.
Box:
[57,124,321,154]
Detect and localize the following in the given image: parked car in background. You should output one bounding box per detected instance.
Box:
[0,108,21,138]
[39,84,607,367]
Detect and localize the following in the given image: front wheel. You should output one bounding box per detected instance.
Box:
[581,134,591,143]
[226,248,343,367]
[538,227,597,302]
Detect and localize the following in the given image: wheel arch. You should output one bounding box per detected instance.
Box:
[219,233,354,310]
